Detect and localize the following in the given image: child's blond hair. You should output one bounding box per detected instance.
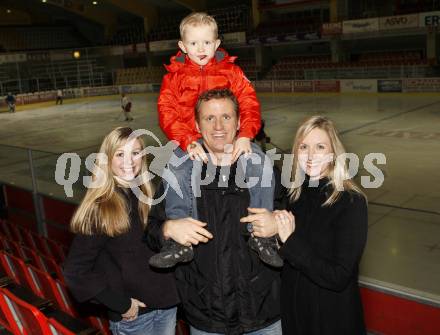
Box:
[179,12,218,40]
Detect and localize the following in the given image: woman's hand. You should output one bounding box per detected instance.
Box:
[122,298,146,321]
[163,217,213,246]
[275,210,295,243]
[240,208,278,238]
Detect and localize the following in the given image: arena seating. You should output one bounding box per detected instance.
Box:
[0,58,110,94]
[116,66,166,85]
[110,24,146,46]
[264,52,428,80]
[356,51,424,66]
[247,8,324,44]
[235,59,261,81]
[395,2,440,15]
[115,57,261,85]
[255,15,322,38]
[265,55,331,80]
[0,26,86,52]
[148,4,250,42]
[0,219,110,334]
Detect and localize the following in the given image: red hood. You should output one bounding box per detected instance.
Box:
[164,48,237,73]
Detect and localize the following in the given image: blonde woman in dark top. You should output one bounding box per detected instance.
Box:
[275,116,368,335]
[64,127,179,335]
[241,116,368,334]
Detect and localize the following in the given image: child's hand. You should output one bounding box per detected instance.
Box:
[187,141,208,163]
[232,137,252,162]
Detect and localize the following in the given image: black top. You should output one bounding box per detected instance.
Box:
[146,163,281,335]
[278,176,368,335]
[63,188,179,321]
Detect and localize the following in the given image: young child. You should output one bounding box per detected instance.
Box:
[151,12,282,268]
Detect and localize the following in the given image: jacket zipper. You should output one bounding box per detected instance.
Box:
[200,65,207,94]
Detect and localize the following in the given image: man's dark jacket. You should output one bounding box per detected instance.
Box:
[145,163,281,335]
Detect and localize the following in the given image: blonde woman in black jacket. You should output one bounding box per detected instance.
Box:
[275,116,368,335]
[64,127,179,335]
[241,116,368,335]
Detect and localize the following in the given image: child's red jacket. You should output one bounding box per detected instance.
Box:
[158,49,261,150]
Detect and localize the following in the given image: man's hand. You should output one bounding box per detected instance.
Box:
[163,217,213,246]
[232,137,252,162]
[187,141,208,163]
[240,208,278,238]
[122,298,146,321]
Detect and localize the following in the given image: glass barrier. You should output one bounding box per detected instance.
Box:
[0,144,34,192]
[0,144,87,204]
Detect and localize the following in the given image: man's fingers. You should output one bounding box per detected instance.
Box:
[185,229,212,245]
[247,207,267,214]
[194,235,209,244]
[239,215,254,223]
[187,237,199,245]
[188,218,207,227]
[195,226,213,239]
[240,214,263,223]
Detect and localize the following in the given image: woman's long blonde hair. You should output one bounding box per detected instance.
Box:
[71,127,153,236]
[289,116,365,206]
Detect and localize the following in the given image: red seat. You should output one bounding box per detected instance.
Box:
[48,317,76,335]
[17,226,38,250]
[29,232,53,258]
[19,245,48,272]
[0,237,27,260]
[29,267,110,334]
[0,287,16,332]
[0,252,40,294]
[0,222,13,241]
[45,238,67,262]
[0,287,51,334]
[27,265,72,315]
[0,235,12,252]
[38,254,65,283]
[5,223,25,244]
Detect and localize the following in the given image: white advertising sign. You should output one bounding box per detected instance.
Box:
[379,14,418,30]
[343,18,379,34]
[419,11,440,27]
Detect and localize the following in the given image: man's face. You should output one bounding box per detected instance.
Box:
[196,98,239,157]
[178,24,220,66]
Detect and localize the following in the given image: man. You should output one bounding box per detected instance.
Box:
[5,93,16,113]
[56,89,63,105]
[121,93,133,121]
[145,89,281,335]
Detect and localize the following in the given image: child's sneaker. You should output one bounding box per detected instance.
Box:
[248,236,283,268]
[149,239,194,268]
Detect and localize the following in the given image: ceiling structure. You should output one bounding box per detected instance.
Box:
[0,0,246,44]
[0,0,208,26]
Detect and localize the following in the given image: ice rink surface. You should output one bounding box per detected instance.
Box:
[0,92,439,303]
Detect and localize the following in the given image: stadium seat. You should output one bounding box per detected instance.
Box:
[0,252,40,294]
[0,288,20,333]
[0,287,51,334]
[48,318,76,335]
